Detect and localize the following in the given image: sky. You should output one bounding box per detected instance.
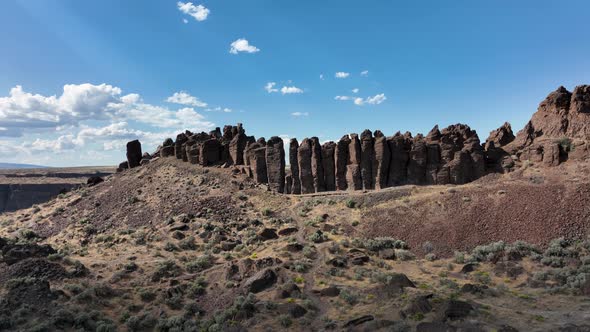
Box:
[0,0,589,167]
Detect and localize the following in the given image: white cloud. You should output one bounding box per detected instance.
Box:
[354,97,365,106]
[352,88,359,94]
[183,18,189,24]
[360,70,369,76]
[166,91,207,107]
[177,2,210,22]
[281,86,303,95]
[229,38,260,54]
[265,82,278,93]
[205,106,232,113]
[334,96,351,101]
[291,112,309,117]
[353,93,387,106]
[319,74,324,80]
[335,72,350,79]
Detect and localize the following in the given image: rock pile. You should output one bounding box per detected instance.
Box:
[119,85,590,193]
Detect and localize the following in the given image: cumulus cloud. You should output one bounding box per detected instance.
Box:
[229,38,260,54]
[177,2,210,22]
[335,72,350,79]
[360,70,369,76]
[281,86,303,95]
[352,88,359,94]
[334,96,351,101]
[166,91,207,107]
[291,112,309,117]
[265,82,278,93]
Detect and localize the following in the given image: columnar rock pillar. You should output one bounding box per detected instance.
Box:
[387,132,411,186]
[246,144,268,184]
[160,138,175,157]
[289,139,301,194]
[347,134,363,190]
[408,135,427,184]
[229,123,247,165]
[335,135,351,191]
[266,136,286,193]
[360,130,375,190]
[321,142,336,191]
[298,138,314,194]
[310,137,325,192]
[373,130,390,189]
[126,140,142,168]
[175,133,188,160]
[200,139,221,166]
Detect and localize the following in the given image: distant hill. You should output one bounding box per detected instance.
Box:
[0,163,47,169]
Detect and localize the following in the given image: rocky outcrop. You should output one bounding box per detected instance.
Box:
[335,135,350,191]
[298,139,314,194]
[347,134,363,190]
[373,131,390,189]
[360,130,375,190]
[289,139,301,194]
[266,137,285,193]
[229,124,248,165]
[310,137,325,192]
[126,140,142,168]
[321,142,336,191]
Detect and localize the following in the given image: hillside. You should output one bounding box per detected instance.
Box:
[1,86,590,331]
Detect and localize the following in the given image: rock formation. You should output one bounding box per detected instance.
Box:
[123,84,590,194]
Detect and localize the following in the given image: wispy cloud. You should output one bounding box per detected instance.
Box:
[265,82,278,93]
[334,95,351,101]
[291,112,309,117]
[335,93,387,106]
[230,38,260,54]
[360,70,369,76]
[281,86,303,95]
[177,2,210,22]
[352,88,359,94]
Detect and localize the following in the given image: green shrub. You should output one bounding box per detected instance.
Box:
[345,199,357,208]
[186,254,213,273]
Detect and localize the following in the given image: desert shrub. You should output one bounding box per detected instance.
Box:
[188,277,208,297]
[19,228,38,241]
[396,249,416,261]
[185,254,213,273]
[279,315,292,327]
[261,208,272,217]
[179,236,197,250]
[164,242,179,252]
[422,241,434,253]
[213,293,258,324]
[126,313,157,332]
[308,230,328,243]
[303,246,317,259]
[152,260,182,281]
[139,289,156,302]
[425,253,437,261]
[345,199,357,208]
[556,137,573,152]
[472,271,492,285]
[339,289,359,305]
[361,237,408,252]
[472,241,506,261]
[124,262,138,273]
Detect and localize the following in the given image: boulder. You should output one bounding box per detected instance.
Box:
[266,136,286,193]
[243,268,277,293]
[335,135,351,191]
[200,139,221,166]
[400,295,433,319]
[174,133,188,160]
[298,138,314,194]
[126,140,142,168]
[289,139,301,194]
[321,141,336,191]
[278,303,307,318]
[543,142,561,166]
[87,176,104,187]
[441,300,473,321]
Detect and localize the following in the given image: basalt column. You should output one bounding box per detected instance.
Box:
[373,131,391,189]
[229,124,247,165]
[408,135,428,184]
[175,133,188,160]
[126,140,142,168]
[322,142,336,191]
[266,136,286,193]
[425,126,442,185]
[160,138,175,157]
[200,139,221,166]
[310,137,326,192]
[360,130,375,190]
[347,134,363,190]
[289,139,301,194]
[335,135,351,191]
[298,138,314,194]
[246,144,268,184]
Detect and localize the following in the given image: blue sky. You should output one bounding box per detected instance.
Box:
[1,0,589,166]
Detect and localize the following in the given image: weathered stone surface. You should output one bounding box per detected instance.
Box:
[373,131,390,189]
[543,142,561,166]
[246,144,268,184]
[174,133,188,160]
[200,139,221,166]
[347,134,362,190]
[187,143,200,164]
[266,136,285,193]
[229,123,247,165]
[289,139,301,194]
[284,174,292,194]
[126,140,142,168]
[321,142,336,191]
[243,268,277,293]
[485,122,515,150]
[360,130,375,190]
[310,137,325,192]
[298,138,314,194]
[387,133,411,186]
[335,135,350,191]
[408,135,427,184]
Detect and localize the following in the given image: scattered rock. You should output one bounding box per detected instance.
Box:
[243,268,277,293]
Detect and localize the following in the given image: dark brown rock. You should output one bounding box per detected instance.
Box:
[266,136,285,193]
[126,140,142,168]
[373,130,390,189]
[289,139,301,194]
[360,130,375,190]
[310,137,325,192]
[246,145,268,184]
[335,135,350,191]
[408,135,427,184]
[347,134,363,190]
[387,133,411,186]
[284,174,292,194]
[200,139,221,166]
[243,268,277,293]
[258,228,278,240]
[298,138,314,194]
[229,123,247,165]
[174,133,188,160]
[485,122,515,150]
[322,141,336,191]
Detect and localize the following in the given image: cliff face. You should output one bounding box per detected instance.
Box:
[0,183,79,212]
